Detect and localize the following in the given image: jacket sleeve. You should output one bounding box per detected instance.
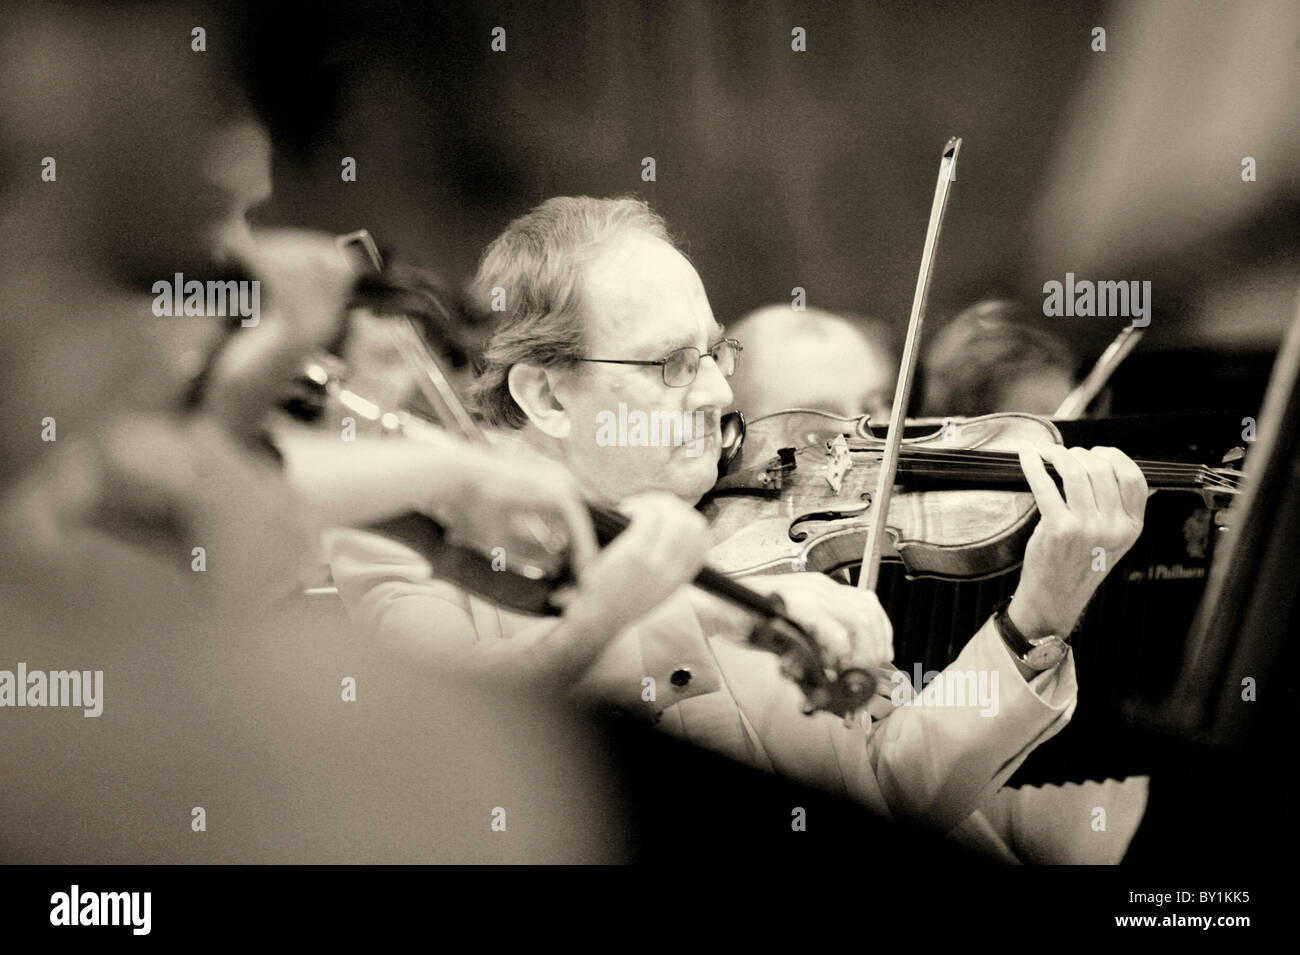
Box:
[322,527,498,662]
[708,615,1076,832]
[322,526,654,698]
[861,617,1077,832]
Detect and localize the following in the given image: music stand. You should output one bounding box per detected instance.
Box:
[1135,284,1300,745]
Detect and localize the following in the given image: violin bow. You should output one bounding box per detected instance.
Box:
[857,137,962,592]
[389,317,486,443]
[1053,325,1145,419]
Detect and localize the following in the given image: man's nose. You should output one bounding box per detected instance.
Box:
[690,354,733,411]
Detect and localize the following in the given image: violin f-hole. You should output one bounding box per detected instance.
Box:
[789,497,872,542]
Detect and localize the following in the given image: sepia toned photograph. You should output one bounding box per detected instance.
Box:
[1,0,1294,937]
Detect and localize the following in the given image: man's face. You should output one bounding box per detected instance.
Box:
[548,233,733,504]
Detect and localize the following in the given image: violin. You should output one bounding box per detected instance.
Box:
[702,407,1243,581]
[700,138,1243,595]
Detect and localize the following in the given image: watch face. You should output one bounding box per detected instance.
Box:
[1026,638,1068,670]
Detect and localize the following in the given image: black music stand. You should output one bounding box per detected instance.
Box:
[1124,286,1300,864]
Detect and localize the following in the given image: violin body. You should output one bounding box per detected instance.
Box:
[704,411,1054,581]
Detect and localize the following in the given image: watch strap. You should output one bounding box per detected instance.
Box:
[992,597,1034,656]
[992,596,1069,671]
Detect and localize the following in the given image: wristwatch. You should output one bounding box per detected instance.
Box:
[992,597,1070,671]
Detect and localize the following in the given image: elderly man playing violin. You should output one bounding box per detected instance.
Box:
[326,196,1149,841]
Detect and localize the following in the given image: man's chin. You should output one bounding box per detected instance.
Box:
[679,455,722,504]
[590,445,720,504]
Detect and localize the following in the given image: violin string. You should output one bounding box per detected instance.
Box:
[840,445,1240,490]
[850,445,1202,470]
[892,450,1205,479]
[832,441,1248,485]
[892,447,1209,474]
[889,446,1211,474]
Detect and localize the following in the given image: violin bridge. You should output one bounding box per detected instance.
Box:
[824,434,853,494]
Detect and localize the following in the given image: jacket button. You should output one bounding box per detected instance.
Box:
[670,667,692,688]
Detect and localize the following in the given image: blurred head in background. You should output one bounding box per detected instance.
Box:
[921,300,1078,418]
[726,305,896,422]
[344,260,488,412]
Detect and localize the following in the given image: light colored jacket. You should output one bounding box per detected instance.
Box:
[325,527,1077,834]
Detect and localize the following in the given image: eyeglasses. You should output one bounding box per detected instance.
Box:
[576,338,742,388]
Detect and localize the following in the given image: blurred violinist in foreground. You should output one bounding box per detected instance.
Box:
[0,1,651,862]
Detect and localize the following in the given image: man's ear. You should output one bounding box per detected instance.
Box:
[507,363,571,438]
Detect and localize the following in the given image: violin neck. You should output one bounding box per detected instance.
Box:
[892,449,1209,490]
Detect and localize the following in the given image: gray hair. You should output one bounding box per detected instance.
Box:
[467,195,674,428]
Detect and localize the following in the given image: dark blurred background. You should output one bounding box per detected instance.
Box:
[229,0,1297,416]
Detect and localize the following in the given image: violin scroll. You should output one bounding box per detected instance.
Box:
[748,607,876,720]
